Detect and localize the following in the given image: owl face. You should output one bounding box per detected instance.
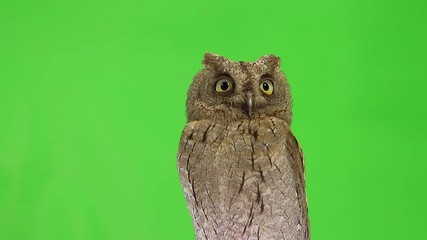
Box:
[186,53,292,124]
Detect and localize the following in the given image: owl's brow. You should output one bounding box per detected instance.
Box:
[260,73,274,79]
[215,72,233,80]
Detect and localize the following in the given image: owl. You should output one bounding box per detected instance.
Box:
[177,53,310,240]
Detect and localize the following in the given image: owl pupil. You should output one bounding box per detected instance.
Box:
[221,81,229,90]
[263,82,269,91]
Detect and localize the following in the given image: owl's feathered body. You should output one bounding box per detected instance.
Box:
[178,53,310,240]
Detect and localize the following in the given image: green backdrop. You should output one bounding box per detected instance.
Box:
[1,0,426,239]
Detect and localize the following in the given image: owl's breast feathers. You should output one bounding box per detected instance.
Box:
[178,117,310,240]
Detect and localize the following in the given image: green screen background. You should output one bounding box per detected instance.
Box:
[1,0,426,239]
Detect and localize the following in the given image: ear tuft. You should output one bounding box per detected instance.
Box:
[257,54,281,69]
[202,52,217,66]
[202,53,228,68]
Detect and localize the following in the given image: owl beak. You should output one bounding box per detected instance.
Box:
[245,92,253,116]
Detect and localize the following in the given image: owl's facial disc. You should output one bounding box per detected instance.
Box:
[186,53,292,123]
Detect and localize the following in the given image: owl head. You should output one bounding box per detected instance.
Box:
[186,53,292,124]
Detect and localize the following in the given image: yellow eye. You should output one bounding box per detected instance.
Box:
[260,80,274,95]
[215,78,233,93]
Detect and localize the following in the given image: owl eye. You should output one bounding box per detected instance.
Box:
[260,79,274,95]
[215,78,234,93]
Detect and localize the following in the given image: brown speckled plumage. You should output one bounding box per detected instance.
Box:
[178,53,310,240]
